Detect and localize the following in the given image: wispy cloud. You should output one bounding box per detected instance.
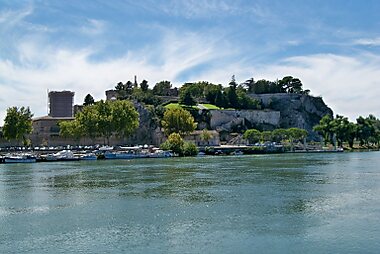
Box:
[80,19,106,35]
[0,29,237,123]
[154,0,238,19]
[0,6,33,27]
[353,37,380,46]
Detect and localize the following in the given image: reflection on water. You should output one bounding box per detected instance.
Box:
[1,152,380,253]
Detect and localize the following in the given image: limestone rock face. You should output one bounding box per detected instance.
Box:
[209,110,281,131]
[249,93,333,139]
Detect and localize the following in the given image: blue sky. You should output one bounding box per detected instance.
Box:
[1,0,380,123]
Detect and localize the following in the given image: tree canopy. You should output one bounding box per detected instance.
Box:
[313,114,380,148]
[161,108,197,136]
[60,100,139,144]
[3,106,33,145]
[83,94,95,106]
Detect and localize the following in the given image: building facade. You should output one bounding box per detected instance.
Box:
[49,91,75,117]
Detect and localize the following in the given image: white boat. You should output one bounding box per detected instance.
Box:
[80,153,97,160]
[149,150,173,158]
[52,150,79,161]
[4,154,36,163]
[104,150,145,159]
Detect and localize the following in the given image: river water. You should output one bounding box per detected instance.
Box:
[1,152,380,253]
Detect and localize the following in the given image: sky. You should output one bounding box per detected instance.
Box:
[1,0,380,124]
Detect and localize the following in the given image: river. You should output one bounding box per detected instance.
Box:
[1,152,380,253]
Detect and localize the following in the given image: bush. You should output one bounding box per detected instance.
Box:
[160,133,199,157]
[183,142,199,156]
[160,133,184,156]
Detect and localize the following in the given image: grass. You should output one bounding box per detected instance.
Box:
[164,103,223,110]
[164,103,199,110]
[199,104,221,110]
[164,103,182,109]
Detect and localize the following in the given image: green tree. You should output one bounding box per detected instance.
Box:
[330,115,354,147]
[2,106,33,146]
[59,120,83,142]
[179,88,196,106]
[83,94,95,106]
[287,128,308,151]
[261,130,273,142]
[356,116,375,146]
[140,80,149,92]
[243,129,261,144]
[110,100,139,138]
[237,90,260,109]
[272,128,288,143]
[160,132,185,156]
[60,100,139,145]
[204,84,222,104]
[200,129,212,143]
[313,115,334,145]
[153,80,172,96]
[183,142,199,156]
[214,89,228,108]
[226,75,239,108]
[278,76,303,93]
[161,108,197,136]
[76,105,99,140]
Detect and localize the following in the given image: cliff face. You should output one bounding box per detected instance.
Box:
[249,93,333,139]
[209,110,280,131]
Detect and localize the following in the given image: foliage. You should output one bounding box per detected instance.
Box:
[3,106,33,145]
[160,132,185,156]
[330,115,356,147]
[83,94,95,106]
[200,129,212,142]
[272,128,288,143]
[115,81,134,99]
[261,131,273,142]
[356,115,376,146]
[246,76,308,95]
[59,120,83,141]
[140,80,149,92]
[243,129,261,144]
[313,115,334,145]
[60,100,139,144]
[226,76,239,109]
[179,88,197,106]
[161,108,197,136]
[278,76,303,93]
[183,142,199,156]
[160,133,198,156]
[287,128,308,141]
[153,80,172,96]
[244,127,307,146]
[313,114,380,148]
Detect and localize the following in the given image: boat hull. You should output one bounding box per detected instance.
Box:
[4,158,36,163]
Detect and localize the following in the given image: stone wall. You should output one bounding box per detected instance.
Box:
[209,110,281,131]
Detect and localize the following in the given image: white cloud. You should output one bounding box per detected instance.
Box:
[0,29,236,124]
[184,53,380,121]
[0,6,33,27]
[353,37,380,46]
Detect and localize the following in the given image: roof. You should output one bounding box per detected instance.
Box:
[32,116,75,121]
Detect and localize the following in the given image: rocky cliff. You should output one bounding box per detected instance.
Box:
[249,93,333,139]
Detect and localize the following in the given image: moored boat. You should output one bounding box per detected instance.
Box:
[79,153,97,160]
[51,150,80,161]
[4,154,37,163]
[149,150,173,158]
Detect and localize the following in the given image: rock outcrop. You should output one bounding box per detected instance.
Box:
[249,93,333,139]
